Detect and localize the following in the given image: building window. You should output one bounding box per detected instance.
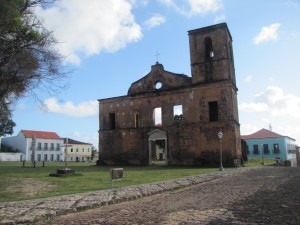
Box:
[208,101,218,122]
[109,113,116,129]
[76,148,79,152]
[88,148,90,152]
[38,143,42,150]
[174,105,183,123]
[50,143,54,150]
[37,154,41,161]
[44,143,48,150]
[70,148,73,153]
[263,144,269,154]
[134,112,139,128]
[204,37,214,58]
[82,148,84,152]
[253,145,259,154]
[50,154,54,161]
[56,143,60,151]
[153,107,162,126]
[70,156,73,161]
[273,144,280,154]
[44,154,48,161]
[82,157,85,162]
[56,155,60,161]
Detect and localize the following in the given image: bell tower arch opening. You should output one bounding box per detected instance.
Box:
[204,37,214,58]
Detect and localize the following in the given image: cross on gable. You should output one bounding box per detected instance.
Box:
[155,52,160,63]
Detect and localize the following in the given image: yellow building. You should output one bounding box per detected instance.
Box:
[63,138,93,162]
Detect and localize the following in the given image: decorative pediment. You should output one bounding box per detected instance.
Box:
[128,63,191,95]
[148,129,167,140]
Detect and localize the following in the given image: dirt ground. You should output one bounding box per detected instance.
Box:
[2,178,56,197]
[35,167,300,225]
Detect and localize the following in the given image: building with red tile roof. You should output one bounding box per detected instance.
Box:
[2,130,64,162]
[21,130,62,140]
[241,128,297,167]
[241,128,294,140]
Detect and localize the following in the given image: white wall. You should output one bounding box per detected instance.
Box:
[2,132,64,161]
[0,153,23,161]
[29,138,64,162]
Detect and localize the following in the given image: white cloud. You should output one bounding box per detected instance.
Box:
[17,104,26,111]
[244,75,253,82]
[34,0,142,65]
[43,98,98,117]
[239,86,300,144]
[188,0,222,15]
[239,86,300,118]
[72,131,81,137]
[158,0,222,16]
[253,23,281,45]
[69,131,98,147]
[214,14,226,23]
[144,14,166,29]
[239,102,269,112]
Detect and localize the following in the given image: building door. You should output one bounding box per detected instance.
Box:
[148,129,168,166]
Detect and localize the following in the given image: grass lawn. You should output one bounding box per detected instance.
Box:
[0,159,273,202]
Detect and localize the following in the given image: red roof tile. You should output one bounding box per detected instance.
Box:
[241,128,282,140]
[63,138,92,145]
[21,130,62,140]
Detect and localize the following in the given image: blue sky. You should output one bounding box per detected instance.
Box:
[8,0,300,147]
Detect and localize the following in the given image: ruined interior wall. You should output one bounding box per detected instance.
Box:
[99,80,241,166]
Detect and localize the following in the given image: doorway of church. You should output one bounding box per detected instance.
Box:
[150,139,167,166]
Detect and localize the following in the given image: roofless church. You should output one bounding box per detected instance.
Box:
[98,23,242,166]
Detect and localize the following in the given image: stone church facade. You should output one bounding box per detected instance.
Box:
[98,23,242,166]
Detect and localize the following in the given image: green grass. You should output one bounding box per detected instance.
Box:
[244,158,276,167]
[0,159,270,202]
[0,161,218,202]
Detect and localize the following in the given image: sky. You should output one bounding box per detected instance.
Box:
[7,0,300,147]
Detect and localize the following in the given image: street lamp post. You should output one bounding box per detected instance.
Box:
[218,131,224,171]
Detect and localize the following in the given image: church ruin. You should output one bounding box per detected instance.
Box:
[98,23,242,166]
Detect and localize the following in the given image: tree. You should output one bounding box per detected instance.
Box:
[0,102,16,137]
[91,146,98,161]
[0,0,67,136]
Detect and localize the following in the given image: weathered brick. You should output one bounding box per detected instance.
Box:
[98,23,241,166]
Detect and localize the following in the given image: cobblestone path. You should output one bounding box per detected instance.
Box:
[36,167,300,225]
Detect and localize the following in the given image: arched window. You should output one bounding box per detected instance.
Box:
[204,37,214,58]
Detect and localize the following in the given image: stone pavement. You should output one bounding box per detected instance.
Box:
[36,166,300,225]
[0,167,258,225]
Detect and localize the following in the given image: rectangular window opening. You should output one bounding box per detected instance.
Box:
[174,105,183,123]
[263,144,269,154]
[109,113,116,130]
[273,144,280,154]
[209,101,218,122]
[135,112,139,128]
[153,107,162,126]
[253,145,259,155]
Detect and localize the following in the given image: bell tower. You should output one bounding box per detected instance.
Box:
[188,23,236,86]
